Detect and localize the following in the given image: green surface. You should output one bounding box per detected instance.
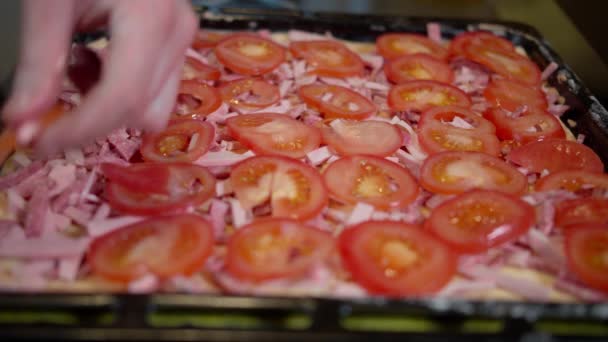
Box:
[341,315,504,334]
[536,321,608,336]
[148,311,311,330]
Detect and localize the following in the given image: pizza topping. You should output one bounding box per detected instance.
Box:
[290,40,365,77]
[507,139,604,174]
[140,120,215,163]
[215,34,286,75]
[377,33,449,60]
[322,120,402,157]
[299,84,376,120]
[219,78,280,113]
[388,80,472,112]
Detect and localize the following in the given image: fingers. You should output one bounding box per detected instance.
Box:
[36,0,195,155]
[140,60,183,133]
[3,0,76,127]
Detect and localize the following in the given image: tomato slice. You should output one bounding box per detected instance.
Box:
[226,113,321,159]
[323,155,419,209]
[449,31,515,58]
[339,220,457,296]
[555,198,608,227]
[419,106,496,133]
[182,56,221,82]
[420,151,527,195]
[484,107,565,143]
[483,78,547,113]
[299,84,376,120]
[464,44,541,85]
[376,33,449,60]
[321,120,402,157]
[192,30,225,50]
[388,80,471,113]
[564,223,608,293]
[417,122,501,156]
[535,170,608,193]
[229,156,327,220]
[140,120,214,163]
[105,163,216,215]
[215,34,286,76]
[225,218,334,282]
[88,214,214,282]
[507,139,604,174]
[426,190,535,254]
[384,54,453,84]
[173,80,222,120]
[290,40,365,78]
[219,78,280,113]
[100,163,170,195]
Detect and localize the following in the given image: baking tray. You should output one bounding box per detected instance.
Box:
[1,6,608,342]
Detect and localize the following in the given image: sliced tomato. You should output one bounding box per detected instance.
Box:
[229,156,327,220]
[426,190,535,254]
[88,214,214,282]
[417,122,501,156]
[420,151,527,195]
[219,78,280,113]
[507,139,604,174]
[484,107,565,143]
[140,120,214,163]
[376,33,449,60]
[100,163,169,195]
[535,170,608,193]
[182,57,221,82]
[225,218,334,282]
[226,113,321,159]
[564,223,608,293]
[483,78,547,113]
[388,80,471,113]
[419,105,496,133]
[555,198,608,227]
[384,53,453,84]
[105,163,216,215]
[449,31,515,58]
[339,220,457,296]
[464,44,541,85]
[215,34,286,76]
[192,30,225,50]
[290,40,365,78]
[322,120,402,157]
[299,84,376,120]
[323,155,419,209]
[173,80,222,120]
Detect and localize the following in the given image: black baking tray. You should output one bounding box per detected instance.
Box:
[1,6,608,342]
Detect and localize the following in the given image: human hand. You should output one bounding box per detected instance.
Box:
[2,0,197,155]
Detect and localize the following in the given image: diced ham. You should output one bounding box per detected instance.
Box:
[48,163,77,197]
[438,278,495,297]
[195,150,255,167]
[107,129,140,161]
[209,199,229,240]
[554,278,607,302]
[24,187,50,237]
[320,77,351,88]
[228,198,250,228]
[0,160,45,191]
[360,54,384,75]
[548,104,570,117]
[541,62,559,81]
[63,206,92,226]
[306,146,332,166]
[288,29,331,42]
[7,189,26,214]
[79,167,98,202]
[279,79,294,97]
[294,75,317,87]
[0,219,17,240]
[58,256,82,281]
[527,229,566,273]
[326,208,348,222]
[92,203,111,221]
[363,81,390,92]
[185,47,209,65]
[390,118,428,161]
[0,232,90,258]
[64,147,85,166]
[50,212,72,232]
[128,274,159,293]
[87,216,144,237]
[169,275,218,294]
[345,202,374,226]
[462,265,551,301]
[426,22,442,43]
[205,103,232,123]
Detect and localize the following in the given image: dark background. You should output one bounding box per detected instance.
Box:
[1,0,607,105]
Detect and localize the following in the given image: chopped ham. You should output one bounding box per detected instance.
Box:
[79,167,98,202]
[63,206,92,226]
[128,274,159,293]
[426,22,442,43]
[438,278,495,297]
[0,232,90,258]
[228,198,250,228]
[279,79,294,97]
[185,47,209,65]
[209,199,229,239]
[345,202,375,226]
[541,62,559,81]
[215,180,233,197]
[24,187,50,237]
[363,81,389,92]
[48,163,77,197]
[205,103,232,123]
[306,146,332,166]
[294,75,317,87]
[195,150,255,167]
[64,148,85,166]
[548,104,569,116]
[0,160,45,191]
[92,203,111,221]
[7,189,26,214]
[554,278,607,302]
[58,256,82,281]
[169,275,217,294]
[0,219,17,240]
[287,29,331,42]
[320,77,351,88]
[360,54,384,75]
[445,116,475,129]
[107,129,140,161]
[390,117,428,161]
[527,229,566,273]
[50,212,71,232]
[87,216,144,237]
[462,265,551,301]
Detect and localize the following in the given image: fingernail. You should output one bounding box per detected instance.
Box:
[16,121,40,146]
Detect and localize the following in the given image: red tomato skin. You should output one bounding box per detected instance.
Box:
[298,84,376,120]
[226,113,322,159]
[105,163,216,216]
[173,80,222,120]
[88,214,214,282]
[417,123,501,157]
[419,105,496,134]
[483,78,547,113]
[507,139,604,174]
[376,33,449,60]
[419,151,528,195]
[219,78,280,112]
[464,44,541,85]
[215,33,286,76]
[555,198,608,227]
[449,31,515,58]
[100,163,169,194]
[321,120,403,157]
[140,120,215,163]
[535,170,608,193]
[425,190,535,254]
[483,107,565,143]
[388,80,472,112]
[183,56,221,81]
[225,218,334,282]
[564,223,608,293]
[290,40,365,78]
[384,54,453,84]
[338,220,458,296]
